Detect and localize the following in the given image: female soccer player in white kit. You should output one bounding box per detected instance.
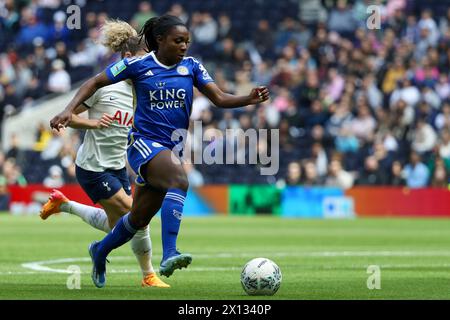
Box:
[40,20,169,288]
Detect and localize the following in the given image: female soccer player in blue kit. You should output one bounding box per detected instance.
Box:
[42,19,169,288]
[50,14,270,288]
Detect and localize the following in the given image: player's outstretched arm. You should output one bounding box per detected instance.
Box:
[200,82,269,109]
[50,72,112,131]
[66,104,114,130]
[69,113,114,130]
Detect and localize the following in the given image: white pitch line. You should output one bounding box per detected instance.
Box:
[7,250,450,276]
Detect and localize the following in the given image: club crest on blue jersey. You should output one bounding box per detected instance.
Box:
[156,81,166,89]
[177,66,189,76]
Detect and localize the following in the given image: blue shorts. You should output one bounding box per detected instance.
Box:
[75,165,132,203]
[127,134,170,186]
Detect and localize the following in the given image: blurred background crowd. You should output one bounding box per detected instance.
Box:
[1,0,450,200]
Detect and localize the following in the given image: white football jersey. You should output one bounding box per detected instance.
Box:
[75,81,134,172]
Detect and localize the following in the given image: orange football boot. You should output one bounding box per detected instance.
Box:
[141,272,171,288]
[40,189,69,220]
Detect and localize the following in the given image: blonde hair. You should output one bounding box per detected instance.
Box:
[101,19,138,53]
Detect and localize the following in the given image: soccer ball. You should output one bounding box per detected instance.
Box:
[240,258,282,296]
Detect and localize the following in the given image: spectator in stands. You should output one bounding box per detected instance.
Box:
[274,17,300,54]
[24,77,43,106]
[303,160,323,186]
[33,122,52,152]
[327,0,358,38]
[404,14,419,43]
[69,27,108,70]
[43,165,64,188]
[419,85,441,112]
[417,9,440,47]
[234,70,255,97]
[359,74,383,111]
[253,61,273,88]
[435,74,450,101]
[253,19,275,59]
[190,11,218,51]
[53,41,71,74]
[411,117,438,155]
[335,127,359,154]
[311,142,328,177]
[350,104,377,142]
[298,0,327,25]
[356,156,387,185]
[390,77,421,109]
[15,6,52,50]
[324,67,345,103]
[167,3,188,24]
[40,129,64,160]
[391,98,415,131]
[214,37,237,74]
[438,129,450,159]
[13,58,33,99]
[131,1,158,31]
[284,161,302,186]
[5,134,22,162]
[326,100,353,137]
[49,10,71,45]
[2,158,27,186]
[430,161,448,188]
[382,57,406,95]
[1,84,21,114]
[403,151,430,188]
[388,160,406,186]
[217,13,233,41]
[218,111,240,132]
[304,99,329,130]
[325,158,354,189]
[372,141,394,173]
[47,59,71,93]
[435,102,450,130]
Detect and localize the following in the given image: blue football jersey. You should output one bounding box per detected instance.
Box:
[105,51,214,148]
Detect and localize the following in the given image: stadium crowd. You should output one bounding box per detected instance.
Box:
[1,0,450,196]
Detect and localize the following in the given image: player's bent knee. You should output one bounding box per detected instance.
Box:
[118,199,132,213]
[129,214,150,229]
[168,174,189,191]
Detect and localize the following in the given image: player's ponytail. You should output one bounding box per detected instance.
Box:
[138,15,186,53]
[101,19,143,57]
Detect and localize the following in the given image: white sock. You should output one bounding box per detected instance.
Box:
[131,225,154,276]
[60,201,111,233]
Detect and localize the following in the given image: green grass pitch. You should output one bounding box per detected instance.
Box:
[1,213,450,300]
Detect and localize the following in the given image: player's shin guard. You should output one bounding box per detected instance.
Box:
[161,188,186,260]
[96,213,137,261]
[131,225,154,276]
